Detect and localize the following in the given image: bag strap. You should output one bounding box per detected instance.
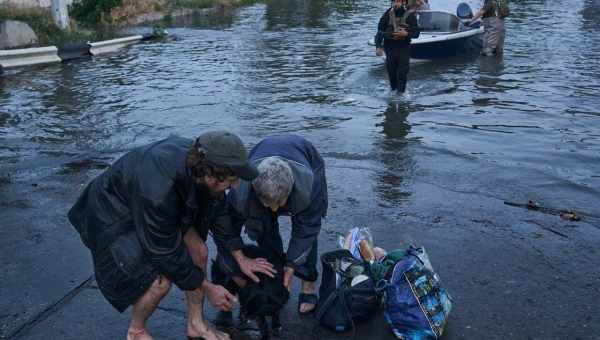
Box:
[315,289,339,321]
[404,272,439,337]
[316,286,355,336]
[339,286,357,339]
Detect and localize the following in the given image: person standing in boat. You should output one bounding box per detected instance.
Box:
[472,0,509,56]
[375,0,420,93]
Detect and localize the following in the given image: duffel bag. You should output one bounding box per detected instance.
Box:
[315,249,380,332]
[378,246,452,339]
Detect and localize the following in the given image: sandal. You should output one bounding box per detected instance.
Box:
[298,293,318,316]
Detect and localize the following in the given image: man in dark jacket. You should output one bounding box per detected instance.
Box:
[68,131,258,340]
[375,0,420,93]
[212,135,327,319]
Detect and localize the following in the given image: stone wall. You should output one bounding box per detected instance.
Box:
[0,0,74,9]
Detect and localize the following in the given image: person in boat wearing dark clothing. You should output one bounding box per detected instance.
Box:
[375,0,421,93]
[212,135,328,323]
[68,131,258,340]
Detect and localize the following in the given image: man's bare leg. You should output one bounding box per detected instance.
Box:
[299,280,317,313]
[127,275,172,340]
[184,229,230,340]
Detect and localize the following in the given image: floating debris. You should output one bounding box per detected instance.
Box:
[559,212,581,221]
[504,200,584,222]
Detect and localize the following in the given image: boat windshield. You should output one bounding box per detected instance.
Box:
[416,11,462,32]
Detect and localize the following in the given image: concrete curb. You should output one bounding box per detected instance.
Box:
[0,46,61,68]
[0,33,159,70]
[88,35,143,56]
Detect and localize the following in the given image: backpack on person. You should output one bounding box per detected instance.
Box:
[315,250,380,332]
[496,0,510,18]
[376,245,452,339]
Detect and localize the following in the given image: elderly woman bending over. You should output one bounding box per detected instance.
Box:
[212,135,328,320]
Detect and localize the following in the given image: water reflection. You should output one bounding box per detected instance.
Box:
[581,0,600,31]
[43,64,87,116]
[474,57,506,94]
[1,0,599,222]
[375,102,413,205]
[165,8,235,28]
[264,0,331,30]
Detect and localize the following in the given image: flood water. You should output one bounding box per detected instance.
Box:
[1,0,600,339]
[2,0,599,214]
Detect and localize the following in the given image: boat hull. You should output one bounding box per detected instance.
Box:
[411,28,483,60]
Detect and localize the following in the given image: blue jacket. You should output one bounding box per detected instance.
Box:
[213,135,328,269]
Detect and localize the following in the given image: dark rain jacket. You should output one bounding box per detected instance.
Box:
[212,135,328,270]
[375,7,420,49]
[68,137,227,291]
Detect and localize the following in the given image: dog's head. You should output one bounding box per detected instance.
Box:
[238,246,289,318]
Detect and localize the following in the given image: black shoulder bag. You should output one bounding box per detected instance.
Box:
[315,250,380,332]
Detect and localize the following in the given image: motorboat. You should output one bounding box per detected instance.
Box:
[368,3,483,62]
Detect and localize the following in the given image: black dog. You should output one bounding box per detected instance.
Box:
[212,245,289,340]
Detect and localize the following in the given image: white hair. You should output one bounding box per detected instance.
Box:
[252,157,294,205]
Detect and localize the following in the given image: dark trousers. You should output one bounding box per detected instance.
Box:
[384,43,411,92]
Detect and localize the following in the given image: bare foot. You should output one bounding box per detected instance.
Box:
[299,302,316,314]
[188,322,230,340]
[126,328,153,340]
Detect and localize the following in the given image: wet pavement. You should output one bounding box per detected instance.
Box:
[1,0,600,339]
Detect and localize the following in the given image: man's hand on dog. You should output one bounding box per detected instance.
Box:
[234,251,277,283]
[202,281,238,311]
[283,266,295,292]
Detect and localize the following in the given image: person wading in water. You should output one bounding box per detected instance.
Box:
[375,0,420,93]
[472,0,509,56]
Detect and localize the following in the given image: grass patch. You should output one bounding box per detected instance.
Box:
[70,0,123,26]
[0,6,118,46]
[0,0,262,45]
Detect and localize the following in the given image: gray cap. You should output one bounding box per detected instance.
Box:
[196,131,258,180]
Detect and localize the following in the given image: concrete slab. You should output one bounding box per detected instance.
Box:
[0,46,61,68]
[2,155,599,340]
[89,36,144,56]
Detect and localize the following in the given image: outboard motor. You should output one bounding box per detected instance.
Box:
[456,2,473,19]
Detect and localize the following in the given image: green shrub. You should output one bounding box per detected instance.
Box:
[0,6,118,46]
[70,0,123,25]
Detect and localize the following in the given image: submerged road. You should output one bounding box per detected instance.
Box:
[1,0,600,339]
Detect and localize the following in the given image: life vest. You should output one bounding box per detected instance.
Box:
[388,7,412,33]
[484,0,509,18]
[496,0,510,18]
